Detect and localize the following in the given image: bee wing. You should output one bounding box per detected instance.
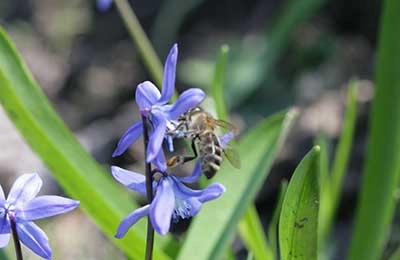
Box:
[223,146,241,169]
[212,119,237,131]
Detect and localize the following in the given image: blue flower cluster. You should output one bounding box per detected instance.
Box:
[112,44,227,236]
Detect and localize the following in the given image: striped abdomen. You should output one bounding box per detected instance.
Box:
[197,131,223,179]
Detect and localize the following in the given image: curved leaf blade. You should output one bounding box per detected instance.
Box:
[239,205,274,260]
[211,44,230,121]
[279,146,320,260]
[268,181,288,259]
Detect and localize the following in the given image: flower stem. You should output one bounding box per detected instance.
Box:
[113,0,163,86]
[11,220,23,260]
[141,115,154,260]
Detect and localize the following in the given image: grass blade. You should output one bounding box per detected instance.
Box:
[239,206,274,260]
[348,0,400,259]
[319,81,358,245]
[267,181,288,259]
[329,81,358,214]
[279,146,320,260]
[211,44,230,121]
[177,109,298,260]
[314,133,331,251]
[0,26,170,260]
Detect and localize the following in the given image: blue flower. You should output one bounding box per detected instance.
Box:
[97,0,113,12]
[111,166,225,236]
[0,173,80,259]
[112,44,205,171]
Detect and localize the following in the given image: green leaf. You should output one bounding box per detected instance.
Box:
[348,0,400,259]
[0,250,9,260]
[314,133,331,251]
[239,206,274,260]
[279,146,320,260]
[319,81,358,246]
[211,44,230,121]
[267,181,288,259]
[0,26,170,260]
[225,246,236,260]
[177,108,298,260]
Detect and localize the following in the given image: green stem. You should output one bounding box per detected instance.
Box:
[114,0,163,86]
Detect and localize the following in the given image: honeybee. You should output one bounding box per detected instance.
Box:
[167,107,241,179]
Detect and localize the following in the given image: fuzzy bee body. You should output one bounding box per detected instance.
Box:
[167,107,241,179]
[197,131,223,179]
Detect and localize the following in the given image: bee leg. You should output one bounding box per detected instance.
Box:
[167,140,199,167]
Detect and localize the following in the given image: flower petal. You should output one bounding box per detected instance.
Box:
[7,173,42,206]
[198,183,226,202]
[97,0,113,11]
[172,176,225,203]
[111,166,146,195]
[167,88,205,119]
[20,196,79,221]
[115,205,149,238]
[159,44,178,103]
[112,120,143,157]
[178,160,202,183]
[146,111,167,162]
[150,178,175,235]
[219,131,235,148]
[153,149,167,172]
[17,221,51,259]
[0,213,10,235]
[135,81,161,110]
[0,233,10,248]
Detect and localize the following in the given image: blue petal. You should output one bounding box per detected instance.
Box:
[17,221,51,259]
[169,177,203,219]
[0,213,10,235]
[111,166,147,195]
[167,88,205,119]
[112,120,143,157]
[219,131,235,148]
[146,110,167,162]
[153,149,167,172]
[159,44,178,104]
[0,233,10,248]
[20,196,79,221]
[150,178,175,235]
[135,81,161,111]
[172,176,225,202]
[115,205,149,238]
[198,183,226,202]
[171,176,203,198]
[7,173,42,206]
[97,0,113,11]
[178,160,202,183]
